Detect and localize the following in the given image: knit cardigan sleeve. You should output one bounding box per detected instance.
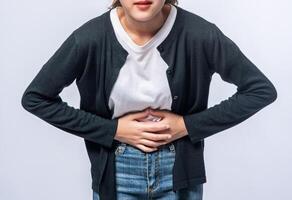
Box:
[21,31,118,148]
[183,23,278,144]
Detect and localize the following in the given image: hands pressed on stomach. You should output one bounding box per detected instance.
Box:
[114,108,188,153]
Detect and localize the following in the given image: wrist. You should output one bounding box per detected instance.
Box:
[178,115,188,136]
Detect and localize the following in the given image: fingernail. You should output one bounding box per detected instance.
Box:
[168,135,172,139]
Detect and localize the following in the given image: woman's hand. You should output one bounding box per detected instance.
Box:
[148,108,188,144]
[115,108,172,152]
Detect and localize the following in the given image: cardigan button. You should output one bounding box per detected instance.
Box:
[173,95,178,100]
[167,69,172,74]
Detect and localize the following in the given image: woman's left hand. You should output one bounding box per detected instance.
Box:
[147,108,188,144]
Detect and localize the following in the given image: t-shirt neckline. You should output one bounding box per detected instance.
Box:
[110,4,177,53]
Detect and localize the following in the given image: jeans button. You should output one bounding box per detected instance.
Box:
[169,143,175,153]
[115,144,126,156]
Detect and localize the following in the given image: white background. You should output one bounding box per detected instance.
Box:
[1,0,290,199]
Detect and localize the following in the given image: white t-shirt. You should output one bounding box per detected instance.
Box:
[108,4,177,122]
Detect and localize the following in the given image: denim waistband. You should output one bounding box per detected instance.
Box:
[114,140,175,151]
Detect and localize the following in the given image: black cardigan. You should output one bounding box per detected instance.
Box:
[21,4,277,200]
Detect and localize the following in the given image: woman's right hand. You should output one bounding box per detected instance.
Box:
[114,108,172,152]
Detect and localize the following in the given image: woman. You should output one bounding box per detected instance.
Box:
[105,2,205,199]
[21,0,277,199]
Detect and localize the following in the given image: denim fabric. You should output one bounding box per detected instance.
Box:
[93,142,203,200]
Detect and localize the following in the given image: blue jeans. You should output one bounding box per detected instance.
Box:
[93,142,203,200]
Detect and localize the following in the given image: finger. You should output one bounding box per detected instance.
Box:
[149,108,166,118]
[136,144,158,153]
[128,109,150,120]
[142,132,172,141]
[140,139,168,148]
[140,122,170,132]
[138,113,162,122]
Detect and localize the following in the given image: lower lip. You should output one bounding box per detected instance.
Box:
[135,3,152,10]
